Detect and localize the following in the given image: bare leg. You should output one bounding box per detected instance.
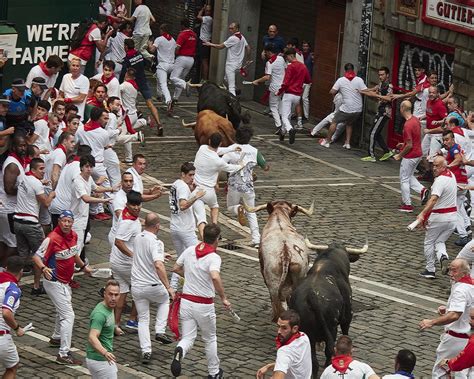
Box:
[325,121,337,143]
[345,124,353,145]
[0,243,16,267]
[33,266,42,289]
[3,364,18,379]
[115,293,127,326]
[145,99,162,135]
[197,222,205,241]
[130,301,137,322]
[210,208,219,224]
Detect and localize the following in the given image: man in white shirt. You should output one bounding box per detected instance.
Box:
[131,212,175,363]
[109,172,134,246]
[169,162,204,289]
[25,55,64,97]
[46,132,76,191]
[31,112,60,158]
[319,335,379,379]
[107,22,133,76]
[419,258,474,378]
[109,190,142,334]
[382,349,416,379]
[256,310,312,379]
[91,60,120,98]
[252,43,286,132]
[192,133,242,234]
[204,22,250,96]
[13,158,56,295]
[170,224,231,379]
[321,63,367,149]
[125,154,163,202]
[59,58,89,118]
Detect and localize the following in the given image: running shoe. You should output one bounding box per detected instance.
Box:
[440,256,449,275]
[155,333,173,344]
[361,156,376,162]
[319,139,330,148]
[237,205,247,226]
[56,353,82,366]
[289,128,297,144]
[126,320,139,329]
[137,130,145,147]
[419,270,436,279]
[398,204,414,213]
[142,352,152,364]
[379,151,395,161]
[421,188,430,205]
[171,346,183,377]
[343,143,351,149]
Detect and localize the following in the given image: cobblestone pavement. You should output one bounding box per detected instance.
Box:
[14,92,462,378]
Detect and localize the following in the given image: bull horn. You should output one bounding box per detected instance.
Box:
[345,239,369,254]
[304,237,329,251]
[297,200,314,217]
[181,119,196,128]
[242,201,267,213]
[187,80,203,88]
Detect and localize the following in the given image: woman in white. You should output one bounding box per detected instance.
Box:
[59,58,89,118]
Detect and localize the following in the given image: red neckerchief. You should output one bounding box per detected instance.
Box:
[331,355,354,374]
[0,271,19,284]
[67,155,81,164]
[8,152,29,169]
[234,32,242,40]
[84,120,102,132]
[275,331,303,349]
[53,225,75,244]
[344,70,356,81]
[195,242,216,259]
[416,73,427,86]
[122,207,138,221]
[452,126,465,137]
[39,61,51,76]
[438,168,454,178]
[26,171,42,180]
[87,96,103,107]
[458,275,474,285]
[55,144,67,154]
[125,48,138,58]
[268,54,278,64]
[126,79,139,90]
[162,32,172,41]
[101,73,115,85]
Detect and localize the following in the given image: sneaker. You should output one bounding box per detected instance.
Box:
[126,320,139,330]
[166,101,173,116]
[398,204,414,213]
[98,287,105,297]
[343,143,351,149]
[421,188,430,205]
[49,338,61,347]
[56,353,82,366]
[455,236,470,247]
[124,159,133,164]
[250,242,260,249]
[279,129,286,142]
[289,128,297,144]
[379,151,395,161]
[155,333,173,344]
[319,139,330,148]
[92,213,112,221]
[237,205,247,226]
[31,286,46,296]
[419,270,436,279]
[170,346,183,377]
[295,123,304,130]
[185,80,191,97]
[440,256,449,275]
[137,130,145,147]
[85,232,92,244]
[69,280,81,289]
[208,368,224,379]
[274,128,281,136]
[142,352,152,364]
[157,126,164,137]
[361,156,376,162]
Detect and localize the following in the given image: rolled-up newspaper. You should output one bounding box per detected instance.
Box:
[407,219,421,231]
[228,308,241,322]
[90,268,112,278]
[23,322,35,332]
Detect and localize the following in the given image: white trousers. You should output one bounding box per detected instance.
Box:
[400,157,424,205]
[43,280,74,357]
[156,64,173,104]
[424,220,456,272]
[91,163,110,215]
[281,93,301,132]
[268,92,282,128]
[104,149,121,189]
[131,285,169,353]
[73,226,86,253]
[302,83,311,119]
[133,34,152,60]
[192,186,218,226]
[171,56,194,99]
[177,299,220,376]
[122,113,145,162]
[456,190,470,238]
[0,334,19,369]
[433,333,469,378]
[224,64,239,96]
[227,188,260,244]
[86,358,118,379]
[170,230,198,289]
[422,133,442,162]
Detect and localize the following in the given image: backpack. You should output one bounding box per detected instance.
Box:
[69,19,94,51]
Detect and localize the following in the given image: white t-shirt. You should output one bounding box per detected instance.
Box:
[320,359,376,379]
[131,230,165,287]
[199,16,213,42]
[223,33,248,68]
[132,5,152,36]
[177,244,221,298]
[332,76,367,113]
[91,74,120,98]
[33,119,52,153]
[25,64,58,89]
[108,32,127,67]
[126,167,143,194]
[153,36,176,67]
[445,281,474,334]
[383,375,413,379]
[14,174,44,223]
[454,132,473,160]
[194,145,241,188]
[265,55,286,93]
[120,81,138,116]
[104,112,121,146]
[0,156,26,214]
[169,179,195,232]
[414,87,429,119]
[109,189,128,241]
[59,74,89,118]
[44,147,66,183]
[429,170,457,223]
[76,126,109,163]
[274,333,312,379]
[70,174,96,229]
[110,217,142,267]
[49,161,80,214]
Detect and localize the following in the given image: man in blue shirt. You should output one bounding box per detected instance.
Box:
[3,79,36,135]
[261,25,285,59]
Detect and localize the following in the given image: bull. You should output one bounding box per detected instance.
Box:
[187,81,251,129]
[289,239,368,376]
[243,200,314,321]
[182,110,235,147]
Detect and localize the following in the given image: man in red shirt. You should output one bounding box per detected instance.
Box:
[171,19,197,103]
[394,100,428,212]
[422,86,448,163]
[276,48,311,145]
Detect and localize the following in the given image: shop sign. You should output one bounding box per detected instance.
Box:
[422,0,474,36]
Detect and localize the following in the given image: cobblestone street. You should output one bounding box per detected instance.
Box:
[14,95,459,378]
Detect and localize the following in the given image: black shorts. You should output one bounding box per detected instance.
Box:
[199,40,211,60]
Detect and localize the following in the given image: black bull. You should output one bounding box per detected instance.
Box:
[196,82,251,129]
[289,244,361,376]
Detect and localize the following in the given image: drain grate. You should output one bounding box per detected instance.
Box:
[220,242,242,250]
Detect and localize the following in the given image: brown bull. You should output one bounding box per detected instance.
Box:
[244,200,314,321]
[182,110,235,147]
